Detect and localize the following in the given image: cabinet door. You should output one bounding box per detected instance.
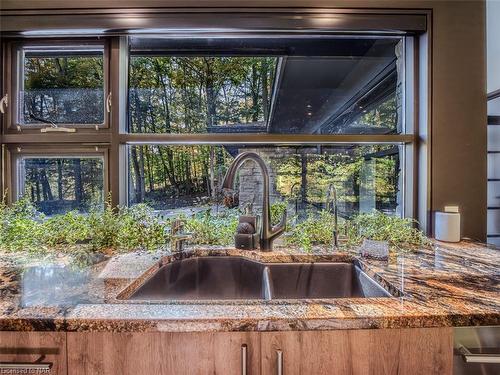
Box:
[0,331,67,375]
[67,331,260,375]
[261,328,453,375]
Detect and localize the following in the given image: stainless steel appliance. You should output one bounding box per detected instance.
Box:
[454,326,500,374]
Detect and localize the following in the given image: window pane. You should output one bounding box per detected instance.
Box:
[129,56,276,133]
[20,156,104,215]
[20,45,105,125]
[128,144,401,219]
[128,37,404,135]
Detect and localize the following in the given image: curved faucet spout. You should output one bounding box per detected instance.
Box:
[222,152,286,252]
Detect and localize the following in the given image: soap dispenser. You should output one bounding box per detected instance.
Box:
[234,203,259,250]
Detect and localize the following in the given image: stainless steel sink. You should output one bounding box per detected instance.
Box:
[267,263,391,299]
[127,256,391,301]
[128,257,266,300]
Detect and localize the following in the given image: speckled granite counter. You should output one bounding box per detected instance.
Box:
[0,240,498,332]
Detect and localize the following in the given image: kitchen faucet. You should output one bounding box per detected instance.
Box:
[170,219,192,252]
[222,152,287,252]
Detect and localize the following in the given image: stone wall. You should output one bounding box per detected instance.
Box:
[237,147,286,213]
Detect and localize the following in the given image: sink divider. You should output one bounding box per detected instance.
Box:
[263,266,273,301]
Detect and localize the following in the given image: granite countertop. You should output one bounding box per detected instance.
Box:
[0,240,498,332]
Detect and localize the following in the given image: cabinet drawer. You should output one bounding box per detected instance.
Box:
[0,331,67,375]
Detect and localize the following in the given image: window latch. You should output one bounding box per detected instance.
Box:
[0,94,8,114]
[106,92,112,113]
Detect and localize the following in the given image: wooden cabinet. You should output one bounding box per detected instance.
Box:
[0,331,67,375]
[260,328,453,375]
[44,327,453,375]
[67,331,260,375]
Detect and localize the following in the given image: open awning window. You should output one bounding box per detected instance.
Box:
[128,36,404,135]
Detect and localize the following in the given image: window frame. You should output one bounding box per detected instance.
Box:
[0,32,419,220]
[4,38,111,134]
[121,35,416,218]
[6,144,109,208]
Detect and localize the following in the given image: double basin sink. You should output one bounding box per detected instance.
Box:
[127,256,391,301]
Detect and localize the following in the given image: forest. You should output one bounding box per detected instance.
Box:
[20,50,400,218]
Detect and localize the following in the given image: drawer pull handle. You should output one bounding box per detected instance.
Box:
[241,344,247,375]
[458,344,500,364]
[277,350,283,375]
[0,362,52,370]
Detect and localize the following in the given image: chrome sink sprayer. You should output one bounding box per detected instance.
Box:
[222,152,286,252]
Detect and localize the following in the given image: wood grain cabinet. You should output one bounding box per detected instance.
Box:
[65,327,453,375]
[67,331,260,375]
[260,328,453,375]
[0,331,67,375]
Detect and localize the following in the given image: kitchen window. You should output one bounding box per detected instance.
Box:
[1,34,415,220]
[125,35,412,223]
[5,40,110,131]
[128,144,402,218]
[8,146,107,215]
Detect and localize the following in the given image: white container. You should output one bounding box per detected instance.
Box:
[435,207,461,242]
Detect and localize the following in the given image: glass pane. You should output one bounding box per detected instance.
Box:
[129,56,276,133]
[128,144,401,219]
[20,45,105,125]
[128,37,404,134]
[488,96,500,116]
[19,156,104,215]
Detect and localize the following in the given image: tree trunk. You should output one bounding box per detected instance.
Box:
[57,160,63,200]
[40,170,53,201]
[131,147,145,203]
[139,146,147,202]
[261,60,269,122]
[35,169,41,202]
[204,58,217,128]
[209,146,216,200]
[300,154,308,205]
[73,159,83,209]
[251,62,259,122]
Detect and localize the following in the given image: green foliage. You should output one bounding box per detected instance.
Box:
[114,204,169,251]
[0,195,429,258]
[185,209,239,246]
[25,56,103,90]
[270,201,288,226]
[86,200,120,250]
[42,211,91,247]
[346,211,430,250]
[0,197,45,252]
[0,197,170,254]
[273,145,398,209]
[285,210,336,253]
[85,201,170,252]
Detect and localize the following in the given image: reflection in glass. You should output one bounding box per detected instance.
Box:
[20,156,104,215]
[21,265,92,307]
[128,37,403,135]
[128,144,401,218]
[20,46,105,125]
